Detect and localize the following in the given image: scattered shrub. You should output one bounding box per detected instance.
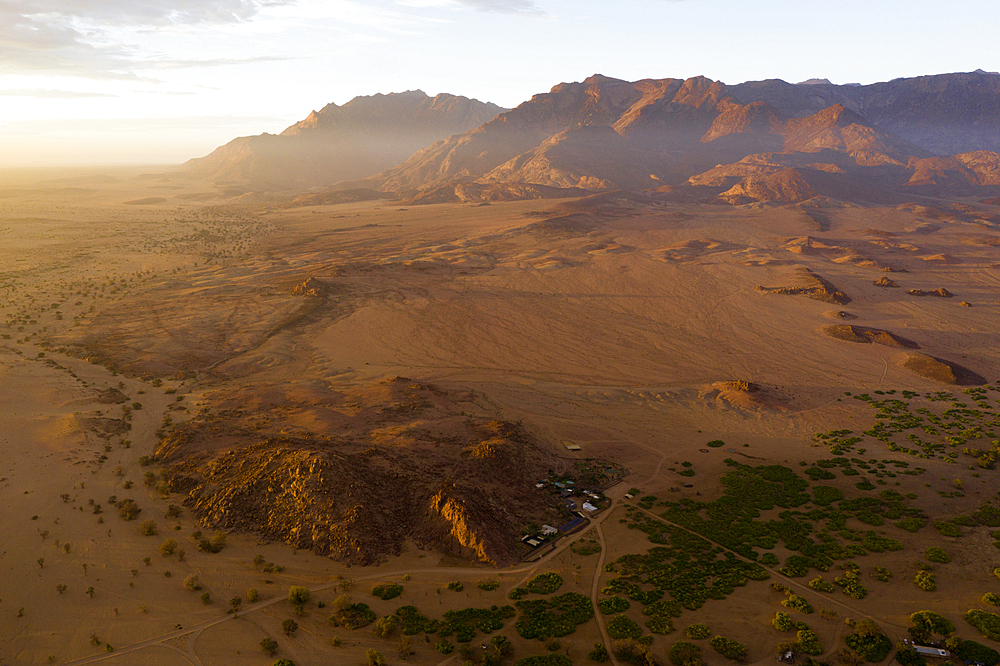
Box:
[514,655,572,666]
[925,547,950,563]
[910,611,955,636]
[934,521,962,537]
[913,572,936,591]
[288,586,310,606]
[966,609,1000,641]
[607,615,642,640]
[808,577,835,593]
[710,635,748,662]
[669,641,703,666]
[773,613,795,632]
[954,638,1000,666]
[872,566,893,582]
[685,624,711,640]
[795,628,823,655]
[598,596,630,615]
[372,584,403,601]
[525,573,563,595]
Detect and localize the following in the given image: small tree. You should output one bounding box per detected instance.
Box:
[230,596,242,613]
[200,592,211,605]
[260,637,278,656]
[282,619,299,636]
[288,586,310,607]
[183,574,201,591]
[366,648,386,666]
[247,588,259,603]
[160,539,177,556]
[398,635,414,659]
[374,614,398,638]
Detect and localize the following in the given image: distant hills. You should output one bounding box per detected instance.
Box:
[184,71,1000,205]
[730,71,1000,155]
[182,91,505,190]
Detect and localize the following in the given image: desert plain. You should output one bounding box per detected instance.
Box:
[2,164,1000,666]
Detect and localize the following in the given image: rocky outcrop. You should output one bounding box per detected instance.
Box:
[898,352,986,385]
[155,381,568,566]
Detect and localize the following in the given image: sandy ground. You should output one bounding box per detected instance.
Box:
[1,167,999,665]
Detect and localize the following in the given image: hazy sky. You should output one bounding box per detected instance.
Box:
[1,0,996,167]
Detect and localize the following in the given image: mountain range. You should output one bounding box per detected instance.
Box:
[183,71,1000,205]
[182,90,505,190]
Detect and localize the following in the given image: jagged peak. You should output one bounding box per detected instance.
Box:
[802,103,869,128]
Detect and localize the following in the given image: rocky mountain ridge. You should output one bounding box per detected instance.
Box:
[182,90,505,190]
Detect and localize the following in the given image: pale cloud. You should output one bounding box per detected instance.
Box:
[0,0,293,78]
[0,88,119,98]
[454,0,544,14]
[397,0,544,13]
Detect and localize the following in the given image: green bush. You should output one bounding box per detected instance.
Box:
[478,579,501,591]
[372,583,403,600]
[607,615,643,640]
[514,655,572,666]
[773,612,795,632]
[834,576,868,599]
[707,440,725,448]
[669,641,703,666]
[515,592,594,639]
[684,624,711,640]
[710,636,747,662]
[910,611,955,636]
[872,566,893,582]
[895,518,925,532]
[329,595,376,630]
[966,609,1000,641]
[598,596,630,615]
[807,577,835,593]
[812,486,843,505]
[614,639,657,666]
[984,592,1000,607]
[805,468,836,481]
[446,581,464,592]
[934,521,962,537]
[288,586,310,606]
[796,629,823,655]
[925,547,950,563]
[913,572,936,591]
[846,633,891,662]
[781,594,813,614]
[435,639,453,654]
[955,639,1000,666]
[973,505,1000,527]
[525,573,563,595]
[589,642,610,662]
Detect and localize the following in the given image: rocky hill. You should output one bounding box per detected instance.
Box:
[728,71,1000,155]
[181,91,505,190]
[153,377,574,566]
[368,75,732,193]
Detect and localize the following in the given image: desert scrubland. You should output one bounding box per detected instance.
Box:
[1,161,999,666]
